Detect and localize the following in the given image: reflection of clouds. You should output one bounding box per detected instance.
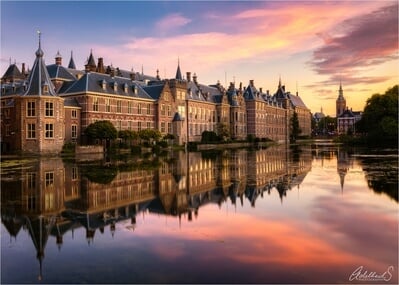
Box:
[124,205,372,283]
[311,195,398,269]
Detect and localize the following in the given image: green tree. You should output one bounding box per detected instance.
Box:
[138,129,162,145]
[85,120,117,142]
[217,123,230,141]
[290,112,301,142]
[356,85,398,145]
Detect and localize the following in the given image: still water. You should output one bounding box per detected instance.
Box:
[1,144,397,284]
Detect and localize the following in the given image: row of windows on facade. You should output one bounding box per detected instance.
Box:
[26,169,78,188]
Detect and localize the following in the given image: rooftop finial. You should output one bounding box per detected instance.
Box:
[37,30,41,48]
[35,30,44,57]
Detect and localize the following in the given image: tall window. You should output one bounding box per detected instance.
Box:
[138,103,142,114]
[27,173,36,189]
[168,123,172,134]
[147,122,151,129]
[45,172,54,187]
[93,97,99,111]
[45,124,54,138]
[27,123,35,138]
[72,167,78,180]
[72,109,77,118]
[71,125,77,138]
[27,101,35,117]
[167,106,171,116]
[138,121,142,131]
[161,122,165,133]
[146,104,151,115]
[117,100,122,113]
[45,102,54,116]
[128,102,132,114]
[106,99,111,112]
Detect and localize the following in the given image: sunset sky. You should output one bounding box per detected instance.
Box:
[1,1,398,116]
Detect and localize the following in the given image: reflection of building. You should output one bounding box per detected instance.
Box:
[1,36,312,154]
[1,147,312,279]
[336,148,354,192]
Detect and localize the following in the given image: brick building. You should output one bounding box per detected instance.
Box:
[1,38,311,154]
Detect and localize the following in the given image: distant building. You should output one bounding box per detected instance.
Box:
[1,37,312,154]
[335,83,362,135]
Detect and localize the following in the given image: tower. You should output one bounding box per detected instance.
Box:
[336,81,346,117]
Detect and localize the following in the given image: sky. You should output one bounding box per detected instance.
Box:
[1,0,398,116]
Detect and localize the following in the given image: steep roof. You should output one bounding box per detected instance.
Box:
[68,51,76,69]
[175,60,182,80]
[60,72,153,100]
[287,93,308,109]
[143,83,165,100]
[23,37,57,96]
[47,64,76,81]
[1,64,24,81]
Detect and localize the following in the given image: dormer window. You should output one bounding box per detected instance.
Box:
[101,79,106,90]
[132,85,138,95]
[113,82,118,91]
[42,82,49,94]
[124,83,128,93]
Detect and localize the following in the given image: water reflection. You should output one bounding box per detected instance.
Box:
[1,144,397,284]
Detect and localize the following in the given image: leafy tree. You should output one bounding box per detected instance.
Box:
[85,120,117,142]
[356,85,398,145]
[290,112,301,142]
[139,129,162,144]
[217,123,230,141]
[118,130,138,146]
[201,131,220,143]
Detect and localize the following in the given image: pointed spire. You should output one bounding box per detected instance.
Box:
[68,51,76,69]
[175,57,182,80]
[24,31,56,96]
[85,49,96,72]
[278,75,282,88]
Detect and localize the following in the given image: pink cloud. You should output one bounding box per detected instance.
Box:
[155,13,191,31]
[310,3,398,81]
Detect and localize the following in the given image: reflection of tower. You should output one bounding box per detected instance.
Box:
[337,148,350,193]
[26,216,56,281]
[336,81,346,117]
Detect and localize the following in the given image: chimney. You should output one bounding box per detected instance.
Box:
[250,79,254,86]
[266,90,269,96]
[186,72,191,82]
[259,87,263,93]
[193,73,197,84]
[97,58,105,73]
[55,51,62,66]
[130,72,136,81]
[239,82,242,91]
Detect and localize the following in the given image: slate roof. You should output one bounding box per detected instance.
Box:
[338,108,355,118]
[143,83,165,100]
[47,64,76,81]
[286,93,308,109]
[23,44,57,96]
[1,64,24,81]
[68,51,76,69]
[63,97,81,107]
[1,81,27,96]
[59,72,153,100]
[175,62,183,80]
